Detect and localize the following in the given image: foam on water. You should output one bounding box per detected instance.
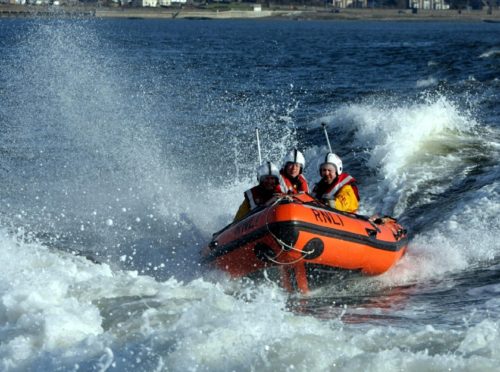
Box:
[0,228,107,368]
[2,225,500,371]
[416,77,438,88]
[479,48,500,59]
[330,95,489,215]
[300,94,500,287]
[382,185,500,287]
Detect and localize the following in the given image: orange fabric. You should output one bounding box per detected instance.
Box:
[280,170,309,194]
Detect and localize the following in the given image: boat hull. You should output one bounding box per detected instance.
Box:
[202,194,408,293]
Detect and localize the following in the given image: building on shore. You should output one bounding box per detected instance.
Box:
[332,0,448,8]
[332,0,366,7]
[410,0,450,9]
[135,0,185,6]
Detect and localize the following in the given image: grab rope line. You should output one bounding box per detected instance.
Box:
[261,195,314,265]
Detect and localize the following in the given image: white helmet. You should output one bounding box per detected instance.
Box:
[321,152,343,175]
[283,149,305,169]
[257,161,280,182]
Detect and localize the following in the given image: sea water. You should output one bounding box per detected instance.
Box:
[0,18,499,371]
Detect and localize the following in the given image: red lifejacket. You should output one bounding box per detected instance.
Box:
[312,173,360,202]
[279,170,309,194]
[245,185,280,210]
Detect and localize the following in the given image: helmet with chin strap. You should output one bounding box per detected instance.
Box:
[320,152,343,175]
[283,149,305,170]
[257,161,280,182]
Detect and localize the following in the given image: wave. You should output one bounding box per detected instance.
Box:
[325,94,492,216]
[479,48,500,59]
[299,93,500,288]
[3,222,500,371]
[416,77,438,88]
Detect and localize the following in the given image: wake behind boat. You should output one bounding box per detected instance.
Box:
[202,193,408,293]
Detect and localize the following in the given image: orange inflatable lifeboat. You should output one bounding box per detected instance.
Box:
[201,193,408,293]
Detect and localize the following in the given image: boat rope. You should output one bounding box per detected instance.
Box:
[264,252,311,265]
[262,195,314,265]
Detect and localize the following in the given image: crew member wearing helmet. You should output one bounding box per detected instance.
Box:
[234,161,286,222]
[280,149,309,194]
[312,153,359,213]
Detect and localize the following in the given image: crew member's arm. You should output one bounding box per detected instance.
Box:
[334,185,359,213]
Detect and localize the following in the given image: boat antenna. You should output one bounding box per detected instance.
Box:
[322,122,333,153]
[255,127,262,165]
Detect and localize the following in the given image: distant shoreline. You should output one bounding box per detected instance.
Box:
[1,4,499,22]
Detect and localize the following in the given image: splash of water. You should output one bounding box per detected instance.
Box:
[333,94,482,215]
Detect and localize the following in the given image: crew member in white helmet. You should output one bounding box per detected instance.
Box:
[280,149,309,194]
[312,153,359,213]
[234,161,286,222]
